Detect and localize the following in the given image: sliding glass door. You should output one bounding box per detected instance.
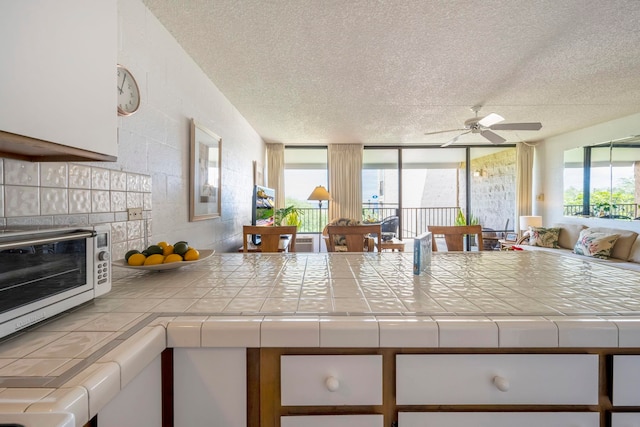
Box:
[362,146,516,240]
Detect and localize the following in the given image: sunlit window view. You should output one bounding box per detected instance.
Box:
[564,143,639,219]
[283,145,519,242]
[284,148,328,232]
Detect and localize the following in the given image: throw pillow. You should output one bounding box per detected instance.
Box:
[573,229,620,259]
[327,218,360,247]
[529,227,561,248]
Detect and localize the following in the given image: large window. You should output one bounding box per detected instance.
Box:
[563,142,639,219]
[362,149,399,222]
[469,147,516,232]
[361,146,516,239]
[284,147,328,232]
[401,148,467,238]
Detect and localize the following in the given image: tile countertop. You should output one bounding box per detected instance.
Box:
[2,251,640,424]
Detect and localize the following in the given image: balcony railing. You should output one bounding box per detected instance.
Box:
[296,205,460,239]
[564,203,639,219]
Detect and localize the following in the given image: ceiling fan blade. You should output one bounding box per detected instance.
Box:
[424,128,466,136]
[477,113,504,127]
[480,129,507,144]
[441,131,470,147]
[489,122,542,131]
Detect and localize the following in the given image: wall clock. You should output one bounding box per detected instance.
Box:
[117,64,140,116]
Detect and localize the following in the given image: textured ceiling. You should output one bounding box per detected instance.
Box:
[142,0,640,146]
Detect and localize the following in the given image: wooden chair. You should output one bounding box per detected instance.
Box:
[428,225,484,252]
[242,225,297,253]
[326,224,382,252]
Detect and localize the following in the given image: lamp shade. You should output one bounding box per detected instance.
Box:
[307,185,332,201]
[519,215,542,232]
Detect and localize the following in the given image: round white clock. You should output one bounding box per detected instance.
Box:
[117,64,141,116]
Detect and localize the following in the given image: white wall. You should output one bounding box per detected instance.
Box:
[537,112,640,232]
[117,0,264,251]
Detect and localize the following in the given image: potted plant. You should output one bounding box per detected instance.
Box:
[595,202,617,217]
[274,205,304,227]
[454,210,480,246]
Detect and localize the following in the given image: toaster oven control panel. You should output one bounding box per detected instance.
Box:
[93,225,112,297]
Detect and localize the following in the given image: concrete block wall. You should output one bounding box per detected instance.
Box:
[470,147,516,231]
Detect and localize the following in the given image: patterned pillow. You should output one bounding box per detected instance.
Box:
[327,218,360,248]
[573,229,620,259]
[529,227,560,248]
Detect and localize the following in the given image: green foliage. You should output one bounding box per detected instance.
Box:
[454,210,479,226]
[274,205,304,227]
[564,184,635,206]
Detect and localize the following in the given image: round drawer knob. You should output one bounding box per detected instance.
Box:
[492,375,510,392]
[325,376,340,392]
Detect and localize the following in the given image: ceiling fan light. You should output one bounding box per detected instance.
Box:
[478,113,504,127]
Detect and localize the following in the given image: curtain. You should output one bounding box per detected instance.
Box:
[515,143,534,230]
[266,143,285,209]
[328,144,363,221]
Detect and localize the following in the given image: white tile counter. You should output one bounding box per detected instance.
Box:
[0,251,640,425]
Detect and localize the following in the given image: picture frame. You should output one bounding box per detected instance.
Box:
[505,232,518,242]
[189,119,221,221]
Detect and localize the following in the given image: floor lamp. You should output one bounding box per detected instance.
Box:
[307,185,332,252]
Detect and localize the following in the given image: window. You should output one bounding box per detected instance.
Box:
[284,147,328,232]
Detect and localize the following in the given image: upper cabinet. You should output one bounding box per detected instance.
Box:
[0,0,117,162]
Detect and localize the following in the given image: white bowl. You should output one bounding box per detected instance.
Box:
[112,249,214,271]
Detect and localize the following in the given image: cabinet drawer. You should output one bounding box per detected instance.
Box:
[396,354,598,405]
[613,355,640,406]
[281,355,382,406]
[612,413,640,427]
[398,412,599,427]
[281,414,383,427]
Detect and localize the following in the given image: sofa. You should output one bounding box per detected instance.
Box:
[518,222,640,272]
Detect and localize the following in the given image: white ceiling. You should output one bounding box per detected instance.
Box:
[142,0,640,146]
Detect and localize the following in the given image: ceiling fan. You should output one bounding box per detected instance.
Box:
[425,106,542,147]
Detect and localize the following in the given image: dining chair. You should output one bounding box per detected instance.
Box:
[326,224,382,252]
[242,225,297,252]
[428,225,484,252]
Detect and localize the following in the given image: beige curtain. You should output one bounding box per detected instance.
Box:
[515,143,534,229]
[266,143,285,209]
[328,144,363,221]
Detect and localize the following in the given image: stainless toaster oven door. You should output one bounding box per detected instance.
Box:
[0,229,95,324]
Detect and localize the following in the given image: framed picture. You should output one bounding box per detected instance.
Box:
[505,232,518,242]
[189,119,221,221]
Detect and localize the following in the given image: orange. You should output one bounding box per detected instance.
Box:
[183,248,200,261]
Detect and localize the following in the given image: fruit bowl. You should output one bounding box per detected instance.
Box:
[112,249,215,271]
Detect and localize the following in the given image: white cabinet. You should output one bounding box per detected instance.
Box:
[613,355,640,406]
[281,355,382,406]
[0,0,117,160]
[398,412,599,427]
[98,354,162,427]
[612,413,640,427]
[396,354,599,405]
[174,348,246,427]
[281,414,383,427]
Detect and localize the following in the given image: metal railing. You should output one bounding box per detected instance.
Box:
[296,205,461,239]
[563,203,638,219]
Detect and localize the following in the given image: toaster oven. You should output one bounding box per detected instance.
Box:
[0,225,111,339]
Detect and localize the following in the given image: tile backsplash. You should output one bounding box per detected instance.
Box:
[0,159,152,260]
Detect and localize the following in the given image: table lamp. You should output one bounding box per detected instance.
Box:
[307,185,332,252]
[519,215,542,238]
